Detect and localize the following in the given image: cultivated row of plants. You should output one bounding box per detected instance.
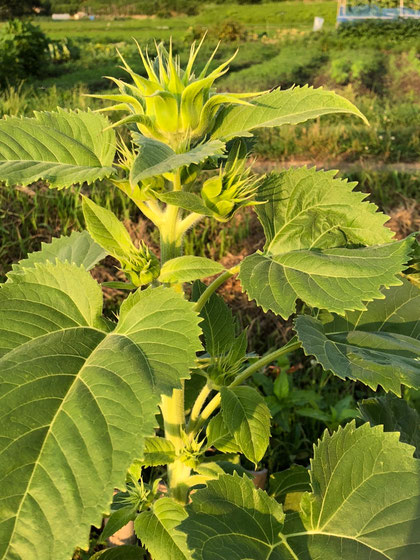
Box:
[0,41,419,559]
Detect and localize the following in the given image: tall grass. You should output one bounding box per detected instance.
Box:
[0,83,93,116]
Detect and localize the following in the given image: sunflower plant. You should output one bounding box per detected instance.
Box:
[0,40,419,560]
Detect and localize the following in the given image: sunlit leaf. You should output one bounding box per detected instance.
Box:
[135,498,192,560]
[0,109,116,188]
[130,135,224,186]
[159,256,225,284]
[10,231,106,273]
[295,279,420,394]
[211,85,367,140]
[0,263,201,560]
[180,422,420,559]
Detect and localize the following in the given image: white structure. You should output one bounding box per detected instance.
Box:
[52,13,71,21]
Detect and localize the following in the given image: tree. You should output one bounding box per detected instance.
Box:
[0,0,49,20]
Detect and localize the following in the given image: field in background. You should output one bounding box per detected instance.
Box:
[1,0,419,282]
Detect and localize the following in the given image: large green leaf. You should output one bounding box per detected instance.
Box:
[359,395,420,457]
[0,262,201,560]
[256,168,393,254]
[134,498,192,560]
[221,386,271,464]
[294,279,420,394]
[159,256,225,284]
[210,85,367,140]
[0,109,116,188]
[239,166,411,319]
[130,135,224,186]
[179,422,420,559]
[10,231,106,273]
[240,238,413,318]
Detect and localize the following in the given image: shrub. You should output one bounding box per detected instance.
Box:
[0,19,49,88]
[337,18,420,42]
[215,19,248,42]
[329,49,386,92]
[48,37,80,63]
[221,44,326,91]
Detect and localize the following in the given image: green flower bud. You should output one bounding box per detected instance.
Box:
[202,142,262,221]
[121,242,160,287]
[91,39,263,149]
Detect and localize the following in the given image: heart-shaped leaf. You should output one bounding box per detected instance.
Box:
[179,422,420,559]
[240,239,412,318]
[0,263,201,560]
[294,279,420,394]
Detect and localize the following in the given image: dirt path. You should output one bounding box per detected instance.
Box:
[254,159,420,174]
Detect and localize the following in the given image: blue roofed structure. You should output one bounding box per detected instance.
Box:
[337,0,420,24]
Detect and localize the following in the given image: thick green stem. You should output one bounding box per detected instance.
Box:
[193,266,240,313]
[187,383,212,434]
[159,169,191,502]
[189,340,301,436]
[160,387,190,503]
[230,339,301,388]
[177,212,203,237]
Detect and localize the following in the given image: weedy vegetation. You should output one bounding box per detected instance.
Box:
[0,39,419,560]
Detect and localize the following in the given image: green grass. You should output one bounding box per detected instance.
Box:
[34,2,336,41]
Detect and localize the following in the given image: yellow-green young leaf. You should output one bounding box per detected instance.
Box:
[210,85,367,141]
[239,238,413,319]
[179,422,420,559]
[82,196,138,260]
[294,279,420,395]
[0,109,116,188]
[130,135,224,187]
[256,168,393,254]
[221,386,271,464]
[159,256,225,284]
[0,262,202,560]
[9,231,106,274]
[135,498,192,560]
